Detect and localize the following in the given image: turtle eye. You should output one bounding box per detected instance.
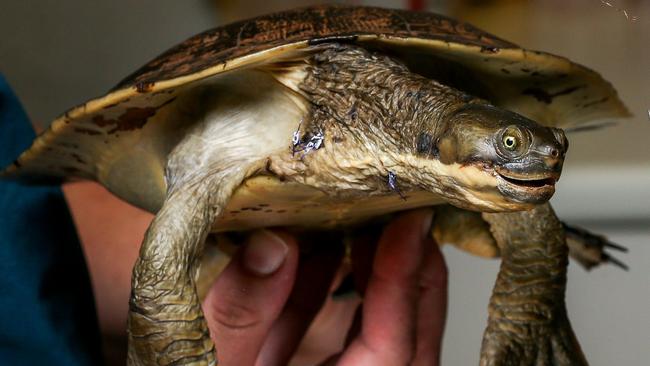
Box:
[498,125,529,157]
[502,135,517,151]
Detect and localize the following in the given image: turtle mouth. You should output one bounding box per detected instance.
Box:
[497,172,558,188]
[497,169,559,192]
[495,168,559,200]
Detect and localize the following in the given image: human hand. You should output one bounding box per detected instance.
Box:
[202,209,448,366]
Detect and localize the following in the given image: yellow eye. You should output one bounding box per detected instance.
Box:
[503,135,517,150]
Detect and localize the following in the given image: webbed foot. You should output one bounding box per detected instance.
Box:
[480,312,587,366]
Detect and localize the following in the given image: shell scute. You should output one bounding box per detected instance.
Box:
[116,5,513,90]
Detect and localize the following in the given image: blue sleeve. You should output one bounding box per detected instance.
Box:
[0,75,103,365]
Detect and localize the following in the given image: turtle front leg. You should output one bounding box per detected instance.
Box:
[480,203,588,366]
[127,186,222,366]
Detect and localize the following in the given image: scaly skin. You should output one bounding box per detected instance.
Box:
[127,187,218,366]
[126,134,252,366]
[480,204,587,366]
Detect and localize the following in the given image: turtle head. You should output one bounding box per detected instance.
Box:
[412,103,568,211]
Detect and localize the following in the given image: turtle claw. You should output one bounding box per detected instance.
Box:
[600,240,628,252]
[563,222,628,271]
[602,252,629,271]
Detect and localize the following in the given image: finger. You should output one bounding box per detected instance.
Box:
[343,228,383,344]
[202,229,298,366]
[412,238,448,366]
[349,224,382,296]
[316,303,361,366]
[338,208,434,365]
[343,304,363,348]
[257,235,345,366]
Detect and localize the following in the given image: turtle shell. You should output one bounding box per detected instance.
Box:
[2,5,629,197]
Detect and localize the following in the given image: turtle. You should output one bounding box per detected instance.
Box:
[1,5,629,366]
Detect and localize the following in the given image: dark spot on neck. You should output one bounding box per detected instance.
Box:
[431,142,440,157]
[416,133,433,154]
[347,104,358,120]
[461,94,474,103]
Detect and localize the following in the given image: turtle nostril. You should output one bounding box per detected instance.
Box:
[551,148,559,158]
[552,128,568,152]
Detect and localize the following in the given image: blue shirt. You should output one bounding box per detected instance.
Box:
[0,75,102,365]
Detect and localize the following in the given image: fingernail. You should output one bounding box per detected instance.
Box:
[421,209,434,239]
[243,230,289,276]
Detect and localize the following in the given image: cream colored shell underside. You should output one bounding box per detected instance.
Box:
[216,176,444,231]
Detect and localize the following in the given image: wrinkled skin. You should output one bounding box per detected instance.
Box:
[280,45,567,213]
[481,204,587,366]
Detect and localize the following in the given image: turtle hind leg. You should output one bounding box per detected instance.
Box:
[127,182,229,366]
[432,204,627,271]
[563,223,628,270]
[480,204,588,366]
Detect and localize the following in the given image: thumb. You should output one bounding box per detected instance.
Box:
[202,230,299,366]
